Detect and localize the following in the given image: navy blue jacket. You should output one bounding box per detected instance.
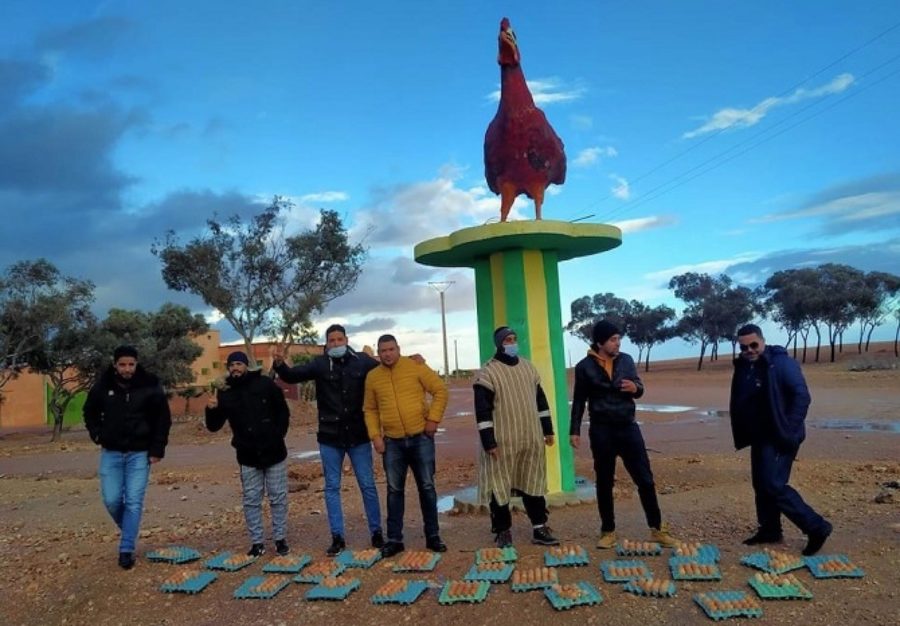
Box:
[570,351,644,434]
[730,345,811,451]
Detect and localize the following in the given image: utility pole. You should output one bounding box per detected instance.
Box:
[428,281,454,380]
[454,339,459,377]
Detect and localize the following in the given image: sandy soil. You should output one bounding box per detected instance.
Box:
[1,348,898,626]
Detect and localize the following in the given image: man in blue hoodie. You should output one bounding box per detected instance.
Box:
[730,324,832,556]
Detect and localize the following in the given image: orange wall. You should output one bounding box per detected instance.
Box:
[0,372,46,428]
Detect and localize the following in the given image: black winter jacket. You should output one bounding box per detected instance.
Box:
[83,365,171,458]
[730,345,811,452]
[274,347,378,448]
[570,351,644,434]
[205,369,290,468]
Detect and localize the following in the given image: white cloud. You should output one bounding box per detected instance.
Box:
[683,73,854,139]
[488,77,585,106]
[299,191,349,203]
[570,114,593,131]
[572,146,618,168]
[611,215,677,234]
[754,191,900,224]
[609,174,630,200]
[644,252,765,284]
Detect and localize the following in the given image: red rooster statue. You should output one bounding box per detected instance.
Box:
[484,17,567,222]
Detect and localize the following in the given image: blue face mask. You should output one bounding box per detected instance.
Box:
[503,343,519,358]
[327,345,348,359]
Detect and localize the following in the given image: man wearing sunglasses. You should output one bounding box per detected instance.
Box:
[729,324,832,556]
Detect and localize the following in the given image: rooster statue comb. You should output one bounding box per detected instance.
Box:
[484,17,567,222]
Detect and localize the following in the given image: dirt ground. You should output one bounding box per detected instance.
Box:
[1,348,898,626]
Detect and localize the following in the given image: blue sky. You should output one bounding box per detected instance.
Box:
[2,1,899,370]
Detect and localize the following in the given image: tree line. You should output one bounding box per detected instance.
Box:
[567,264,900,371]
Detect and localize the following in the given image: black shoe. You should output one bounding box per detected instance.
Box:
[532,525,560,546]
[494,529,512,548]
[381,541,405,558]
[742,530,783,546]
[117,552,135,570]
[802,522,833,556]
[247,543,266,557]
[371,530,385,549]
[426,536,447,553]
[275,539,290,556]
[326,534,346,557]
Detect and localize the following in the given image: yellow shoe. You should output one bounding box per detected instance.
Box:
[596,530,617,549]
[651,522,678,548]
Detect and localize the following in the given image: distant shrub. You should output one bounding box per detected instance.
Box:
[846,357,899,372]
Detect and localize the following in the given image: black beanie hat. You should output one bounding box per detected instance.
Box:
[113,345,138,361]
[493,326,515,350]
[226,351,250,365]
[592,320,620,346]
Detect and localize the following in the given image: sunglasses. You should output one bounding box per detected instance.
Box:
[738,342,760,352]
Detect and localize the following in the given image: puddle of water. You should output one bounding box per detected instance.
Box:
[291,450,320,460]
[437,495,455,513]
[814,419,900,434]
[454,411,474,418]
[637,404,697,413]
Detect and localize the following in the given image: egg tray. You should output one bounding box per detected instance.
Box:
[146,546,201,564]
[747,573,813,600]
[600,559,652,583]
[336,549,382,569]
[615,541,662,557]
[510,567,559,592]
[159,570,218,594]
[670,561,722,581]
[463,561,514,582]
[740,552,805,574]
[804,554,865,579]
[204,552,258,571]
[670,543,720,563]
[262,554,312,574]
[392,551,442,572]
[233,575,293,599]
[475,546,518,564]
[543,545,590,567]
[437,580,491,604]
[543,581,603,611]
[370,579,430,605]
[293,561,346,583]
[623,577,677,598]
[305,576,362,601]
[694,590,763,621]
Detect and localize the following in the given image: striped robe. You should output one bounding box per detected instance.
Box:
[474,357,551,506]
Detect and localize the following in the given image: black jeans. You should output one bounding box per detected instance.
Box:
[489,493,548,533]
[589,421,661,532]
[383,434,439,542]
[750,441,828,535]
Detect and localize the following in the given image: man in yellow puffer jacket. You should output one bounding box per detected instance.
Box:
[364,334,449,557]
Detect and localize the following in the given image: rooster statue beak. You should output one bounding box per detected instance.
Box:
[498,28,520,64]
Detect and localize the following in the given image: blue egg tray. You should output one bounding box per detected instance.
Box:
[146,546,201,564]
[262,554,311,573]
[159,570,218,594]
[615,541,662,557]
[740,552,804,574]
[670,560,722,581]
[670,543,720,563]
[306,577,361,601]
[293,561,346,583]
[804,554,865,579]
[600,559,652,583]
[438,580,491,604]
[233,575,293,599]
[371,580,429,605]
[543,581,603,611]
[204,552,258,571]
[392,551,442,572]
[337,549,382,569]
[510,568,559,592]
[464,561,514,582]
[623,576,677,598]
[544,545,590,567]
[694,590,763,621]
[475,546,518,564]
[747,573,813,600]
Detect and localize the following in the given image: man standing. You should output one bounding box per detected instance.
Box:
[730,324,832,555]
[84,345,171,570]
[206,351,291,557]
[364,334,449,557]
[570,320,677,549]
[474,326,559,548]
[273,324,383,557]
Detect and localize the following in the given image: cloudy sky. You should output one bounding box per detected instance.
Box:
[2,1,899,370]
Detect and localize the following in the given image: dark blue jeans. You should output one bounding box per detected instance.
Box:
[750,442,828,535]
[589,421,662,532]
[383,434,439,543]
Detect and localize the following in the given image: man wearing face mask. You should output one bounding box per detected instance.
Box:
[273,324,384,557]
[730,324,832,555]
[473,326,559,548]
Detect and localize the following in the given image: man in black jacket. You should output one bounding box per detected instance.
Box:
[570,320,677,549]
[273,324,383,556]
[206,350,291,557]
[84,345,171,570]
